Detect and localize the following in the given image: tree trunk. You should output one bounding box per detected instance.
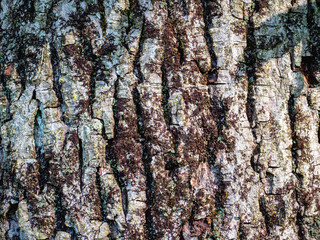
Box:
[1,0,320,239]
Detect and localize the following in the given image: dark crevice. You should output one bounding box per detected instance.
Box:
[179,228,185,240]
[209,92,229,234]
[69,228,77,240]
[161,63,171,128]
[45,0,57,33]
[238,221,247,240]
[318,111,320,144]
[34,99,48,193]
[78,136,84,192]
[47,0,60,106]
[49,41,63,108]
[143,167,155,239]
[97,0,106,36]
[259,197,271,235]
[127,0,143,32]
[192,59,206,75]
[106,220,121,240]
[107,76,129,218]
[131,14,154,235]
[245,14,257,129]
[208,149,226,236]
[99,118,107,140]
[208,61,229,206]
[165,161,180,176]
[300,56,319,88]
[16,46,27,98]
[1,74,13,122]
[5,203,19,239]
[54,186,66,232]
[130,13,154,235]
[278,202,286,226]
[201,0,218,76]
[180,0,189,16]
[288,93,298,170]
[22,0,36,22]
[210,96,228,148]
[295,173,306,240]
[250,141,261,173]
[124,0,140,52]
[127,0,134,34]
[166,0,172,19]
[308,0,320,71]
[308,0,320,146]
[287,7,296,71]
[161,19,180,166]
[307,94,312,109]
[133,53,144,83]
[245,5,269,231]
[177,37,185,65]
[96,167,106,220]
[213,165,226,218]
[245,11,261,175]
[131,87,155,239]
[296,208,306,240]
[110,150,129,218]
[133,18,145,84]
[61,130,69,155]
[288,93,306,240]
[89,58,97,118]
[54,186,78,239]
[166,0,185,66]
[0,135,4,201]
[266,172,274,193]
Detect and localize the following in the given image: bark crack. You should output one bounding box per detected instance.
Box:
[78,133,84,192]
[34,99,48,193]
[107,76,129,218]
[50,41,63,108]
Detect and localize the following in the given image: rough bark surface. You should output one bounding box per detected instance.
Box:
[1,0,320,239]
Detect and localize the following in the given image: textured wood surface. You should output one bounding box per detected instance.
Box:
[1,0,320,239]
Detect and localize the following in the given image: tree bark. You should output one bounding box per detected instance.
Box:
[1,0,320,239]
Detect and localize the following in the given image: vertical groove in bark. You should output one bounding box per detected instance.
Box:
[161,63,170,128]
[34,100,47,193]
[78,134,84,193]
[245,6,261,174]
[95,167,104,219]
[107,76,127,218]
[201,0,218,75]
[130,14,154,237]
[89,57,97,119]
[6,203,19,239]
[245,13,257,129]
[50,42,63,108]
[288,94,303,240]
[16,48,27,96]
[132,86,154,239]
